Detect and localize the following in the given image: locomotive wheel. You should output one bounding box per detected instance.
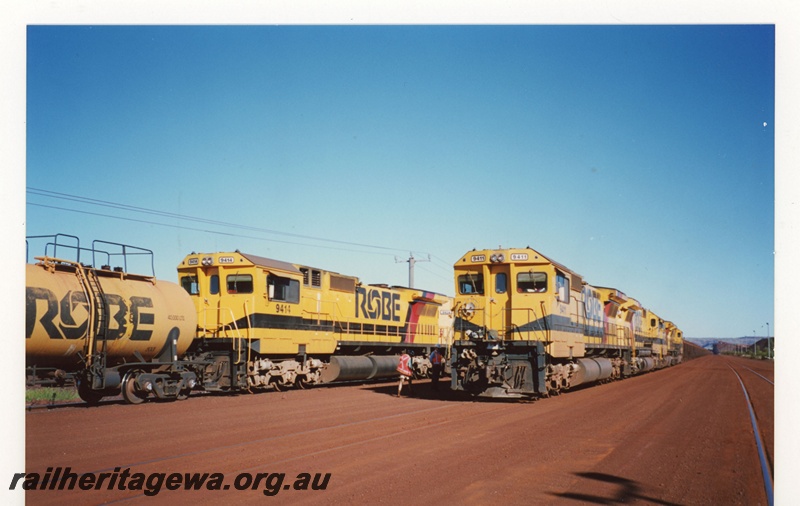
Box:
[121,374,148,405]
[176,388,191,401]
[295,376,310,389]
[76,378,104,405]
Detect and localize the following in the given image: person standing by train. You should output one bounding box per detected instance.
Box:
[397,351,414,397]
[429,345,444,392]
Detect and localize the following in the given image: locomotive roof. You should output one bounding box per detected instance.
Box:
[238,253,302,275]
[457,247,582,278]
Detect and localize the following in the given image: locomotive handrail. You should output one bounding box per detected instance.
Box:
[299,293,341,329]
[501,307,548,341]
[199,306,243,340]
[300,307,335,323]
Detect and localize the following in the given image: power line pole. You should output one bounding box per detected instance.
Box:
[767,322,771,359]
[395,252,430,288]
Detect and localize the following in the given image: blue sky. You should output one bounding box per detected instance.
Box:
[23,25,774,339]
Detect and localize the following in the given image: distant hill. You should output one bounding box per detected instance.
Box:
[686,336,767,349]
[686,337,773,358]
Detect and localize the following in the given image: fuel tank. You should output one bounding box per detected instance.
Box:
[319,355,401,383]
[25,261,197,370]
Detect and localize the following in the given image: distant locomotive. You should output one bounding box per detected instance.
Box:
[450,247,682,398]
[25,235,450,404]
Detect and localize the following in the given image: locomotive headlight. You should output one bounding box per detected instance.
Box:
[489,254,505,263]
[490,254,498,263]
[201,256,213,266]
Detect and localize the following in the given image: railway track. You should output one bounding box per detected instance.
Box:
[725,356,774,506]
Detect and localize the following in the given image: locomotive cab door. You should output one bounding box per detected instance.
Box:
[487,265,512,339]
[201,267,222,336]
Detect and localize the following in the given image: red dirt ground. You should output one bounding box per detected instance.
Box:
[23,355,773,505]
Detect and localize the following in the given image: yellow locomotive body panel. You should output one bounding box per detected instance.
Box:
[178,251,447,358]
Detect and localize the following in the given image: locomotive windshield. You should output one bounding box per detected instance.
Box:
[227,274,253,294]
[517,272,547,293]
[458,273,484,294]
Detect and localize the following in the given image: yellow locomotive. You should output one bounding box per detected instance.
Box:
[451,247,682,398]
[177,251,450,392]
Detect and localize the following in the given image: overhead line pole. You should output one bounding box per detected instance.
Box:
[395,252,431,288]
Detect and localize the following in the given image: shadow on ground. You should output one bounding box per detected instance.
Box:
[548,471,680,505]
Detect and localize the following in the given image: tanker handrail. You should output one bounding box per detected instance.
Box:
[92,239,155,278]
[26,234,80,264]
[27,234,156,278]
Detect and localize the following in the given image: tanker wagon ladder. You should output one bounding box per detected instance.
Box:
[74,265,110,389]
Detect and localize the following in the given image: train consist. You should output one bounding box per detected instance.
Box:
[25,235,681,404]
[25,235,449,404]
[450,247,682,398]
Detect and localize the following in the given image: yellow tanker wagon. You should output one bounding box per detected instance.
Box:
[450,247,682,399]
[25,235,198,404]
[177,251,449,392]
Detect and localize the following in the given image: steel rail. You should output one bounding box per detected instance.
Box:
[728,364,774,506]
[744,366,774,386]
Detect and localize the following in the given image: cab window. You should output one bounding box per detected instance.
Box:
[517,272,547,293]
[227,274,253,294]
[458,273,484,295]
[268,274,300,303]
[495,273,507,294]
[556,273,570,303]
[210,274,220,295]
[180,275,199,295]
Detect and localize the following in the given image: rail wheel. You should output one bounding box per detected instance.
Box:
[176,388,191,401]
[296,375,313,389]
[76,377,103,405]
[121,372,148,405]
